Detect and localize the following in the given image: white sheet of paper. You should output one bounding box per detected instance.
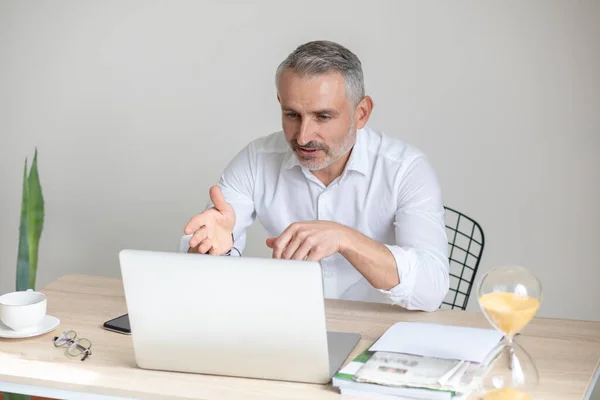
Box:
[369,322,503,363]
[338,361,364,375]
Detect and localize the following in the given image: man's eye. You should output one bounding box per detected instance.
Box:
[285,112,298,118]
[318,114,331,121]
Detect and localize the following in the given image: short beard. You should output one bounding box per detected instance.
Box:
[297,124,357,171]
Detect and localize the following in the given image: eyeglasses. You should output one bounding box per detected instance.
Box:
[52,329,93,361]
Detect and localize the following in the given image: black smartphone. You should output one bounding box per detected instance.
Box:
[103,313,131,335]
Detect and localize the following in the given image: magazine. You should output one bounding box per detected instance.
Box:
[354,351,463,387]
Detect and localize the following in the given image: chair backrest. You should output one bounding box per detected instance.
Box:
[440,206,485,310]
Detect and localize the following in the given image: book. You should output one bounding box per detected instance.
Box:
[340,387,472,400]
[340,386,440,400]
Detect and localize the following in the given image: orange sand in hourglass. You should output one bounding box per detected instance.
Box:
[479,292,540,336]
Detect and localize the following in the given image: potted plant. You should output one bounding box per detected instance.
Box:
[2,149,45,400]
[16,149,45,291]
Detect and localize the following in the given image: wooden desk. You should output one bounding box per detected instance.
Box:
[0,274,599,400]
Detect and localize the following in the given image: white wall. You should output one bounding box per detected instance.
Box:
[1,0,598,321]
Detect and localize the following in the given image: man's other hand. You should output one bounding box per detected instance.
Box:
[266,221,349,261]
[184,186,236,255]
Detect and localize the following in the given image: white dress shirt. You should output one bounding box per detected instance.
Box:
[180,126,449,312]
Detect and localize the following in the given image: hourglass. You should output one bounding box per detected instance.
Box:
[476,265,543,399]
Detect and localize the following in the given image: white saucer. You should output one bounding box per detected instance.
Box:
[0,315,60,339]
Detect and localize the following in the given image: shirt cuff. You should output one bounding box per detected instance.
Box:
[179,234,192,253]
[377,244,419,307]
[178,234,240,256]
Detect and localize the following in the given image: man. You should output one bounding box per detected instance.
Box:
[181,40,449,312]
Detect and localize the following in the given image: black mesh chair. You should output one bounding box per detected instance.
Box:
[440,206,485,310]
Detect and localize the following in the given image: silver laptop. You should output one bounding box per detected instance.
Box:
[118,249,360,384]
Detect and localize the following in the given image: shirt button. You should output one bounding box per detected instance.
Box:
[323,270,333,278]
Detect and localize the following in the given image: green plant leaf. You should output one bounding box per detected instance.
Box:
[27,148,45,290]
[16,157,30,291]
[2,392,32,400]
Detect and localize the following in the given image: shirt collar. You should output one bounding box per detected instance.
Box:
[344,128,369,176]
[283,128,370,176]
[283,144,300,170]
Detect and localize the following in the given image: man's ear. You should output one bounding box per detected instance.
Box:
[354,96,374,130]
[277,93,281,104]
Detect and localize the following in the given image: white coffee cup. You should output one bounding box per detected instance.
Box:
[0,289,47,331]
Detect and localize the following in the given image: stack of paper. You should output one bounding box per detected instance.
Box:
[332,322,503,399]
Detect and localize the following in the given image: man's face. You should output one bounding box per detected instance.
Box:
[277,70,356,171]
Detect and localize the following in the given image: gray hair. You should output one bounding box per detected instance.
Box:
[275,40,365,109]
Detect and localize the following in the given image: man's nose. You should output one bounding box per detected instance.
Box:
[296,119,316,146]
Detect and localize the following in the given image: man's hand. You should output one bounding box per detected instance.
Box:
[184,186,236,255]
[267,220,400,290]
[266,221,348,261]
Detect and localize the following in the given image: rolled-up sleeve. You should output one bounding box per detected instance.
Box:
[378,156,450,312]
